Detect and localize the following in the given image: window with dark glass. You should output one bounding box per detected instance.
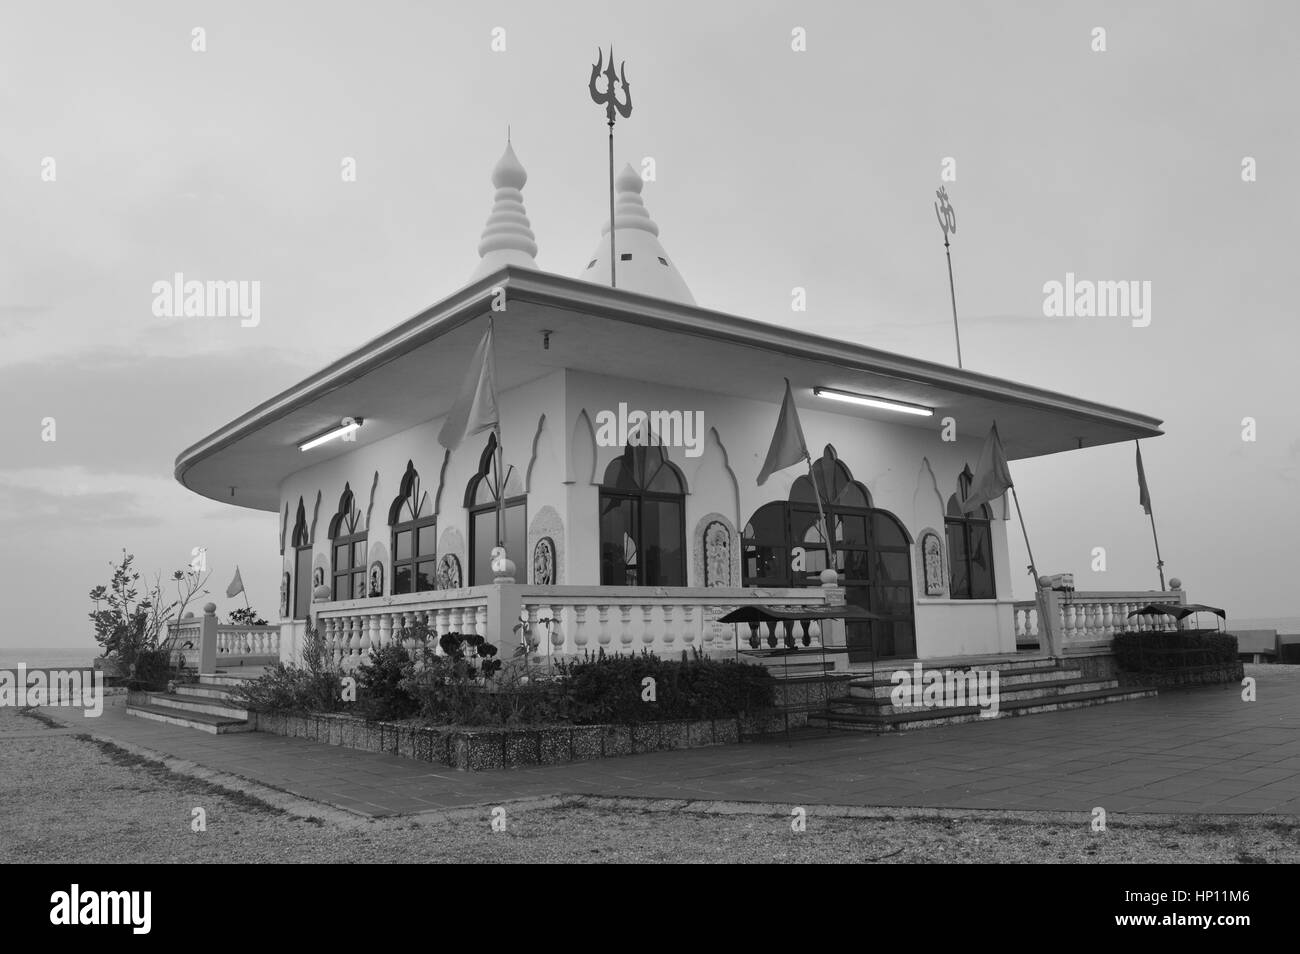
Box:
[945,465,996,600]
[465,433,526,585]
[599,443,686,587]
[290,497,312,620]
[389,460,437,594]
[328,483,368,601]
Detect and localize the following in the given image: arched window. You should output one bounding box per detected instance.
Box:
[599,444,686,586]
[945,465,996,600]
[741,446,915,661]
[328,484,367,601]
[465,433,526,585]
[290,497,312,620]
[389,461,437,593]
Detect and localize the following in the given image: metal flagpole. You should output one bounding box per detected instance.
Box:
[1149,511,1167,592]
[1010,487,1040,582]
[1010,485,1056,657]
[804,453,835,572]
[607,121,616,287]
[589,46,632,290]
[935,186,962,368]
[496,431,504,549]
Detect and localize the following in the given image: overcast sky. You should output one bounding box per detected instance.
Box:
[2,0,1296,650]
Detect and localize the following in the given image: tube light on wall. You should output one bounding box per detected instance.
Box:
[298,417,364,451]
[812,388,933,417]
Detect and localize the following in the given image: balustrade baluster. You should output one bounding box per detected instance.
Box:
[641,604,655,651]
[526,604,540,654]
[543,605,562,651]
[682,604,696,649]
[597,605,611,646]
[619,606,634,648]
[574,604,589,650]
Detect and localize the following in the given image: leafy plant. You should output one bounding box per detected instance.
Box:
[230,625,345,713]
[88,550,210,690]
[353,642,420,721]
[228,606,269,626]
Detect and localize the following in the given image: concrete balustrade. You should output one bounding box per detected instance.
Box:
[307,584,837,669]
[169,603,281,673]
[1014,588,1187,655]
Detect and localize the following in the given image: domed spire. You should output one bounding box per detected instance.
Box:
[602,164,658,237]
[581,163,694,304]
[469,139,539,282]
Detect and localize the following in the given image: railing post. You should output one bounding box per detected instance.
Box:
[1037,582,1063,658]
[484,584,525,658]
[820,570,846,667]
[199,602,218,674]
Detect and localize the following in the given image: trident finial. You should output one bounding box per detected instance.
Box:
[589,45,632,125]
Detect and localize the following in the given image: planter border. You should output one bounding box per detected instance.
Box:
[250,710,779,771]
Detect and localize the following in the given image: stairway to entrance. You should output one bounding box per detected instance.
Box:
[804,655,1155,733]
[125,673,257,734]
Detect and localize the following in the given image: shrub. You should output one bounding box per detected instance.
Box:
[1114,629,1239,673]
[353,642,420,721]
[398,626,509,724]
[230,625,344,713]
[556,649,775,725]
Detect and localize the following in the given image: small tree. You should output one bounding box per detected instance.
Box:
[88,550,210,689]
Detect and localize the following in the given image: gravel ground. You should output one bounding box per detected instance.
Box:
[2,706,1297,863]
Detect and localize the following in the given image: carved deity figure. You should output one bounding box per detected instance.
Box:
[704,521,731,587]
[533,537,555,586]
[922,533,944,596]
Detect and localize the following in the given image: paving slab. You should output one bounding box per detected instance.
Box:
[35,665,1300,819]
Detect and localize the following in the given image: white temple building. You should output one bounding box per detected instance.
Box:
[174,140,1174,686]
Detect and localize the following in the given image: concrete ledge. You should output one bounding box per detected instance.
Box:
[250,711,765,771]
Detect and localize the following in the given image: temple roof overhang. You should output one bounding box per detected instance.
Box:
[175,266,1165,513]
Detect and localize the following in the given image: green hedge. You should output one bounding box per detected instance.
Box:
[557,650,775,725]
[1113,630,1239,673]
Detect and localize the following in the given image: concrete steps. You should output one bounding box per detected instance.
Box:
[125,673,255,733]
[798,655,1157,733]
[810,687,1155,732]
[139,692,250,721]
[125,701,252,734]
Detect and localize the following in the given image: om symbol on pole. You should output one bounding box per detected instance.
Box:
[934,186,962,368]
[934,186,957,241]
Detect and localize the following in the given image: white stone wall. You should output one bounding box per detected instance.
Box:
[276,364,1017,661]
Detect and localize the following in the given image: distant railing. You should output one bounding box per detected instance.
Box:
[168,605,279,671]
[1015,588,1187,653]
[215,625,281,659]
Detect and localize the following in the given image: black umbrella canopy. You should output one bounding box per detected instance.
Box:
[716,605,884,624]
[1127,603,1226,621]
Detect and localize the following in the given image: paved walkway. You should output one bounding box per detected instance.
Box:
[38,667,1300,818]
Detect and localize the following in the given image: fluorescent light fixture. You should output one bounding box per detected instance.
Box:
[813,387,933,417]
[299,417,363,451]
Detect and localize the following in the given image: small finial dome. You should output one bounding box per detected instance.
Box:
[469,139,539,283]
[491,142,528,191]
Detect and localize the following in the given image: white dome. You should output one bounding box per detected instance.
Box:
[469,140,539,282]
[580,164,694,305]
